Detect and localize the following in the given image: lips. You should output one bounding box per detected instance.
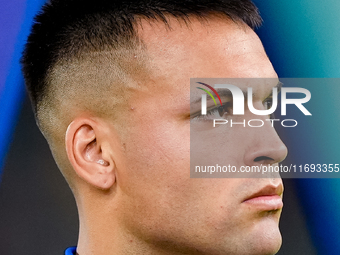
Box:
[242,184,284,211]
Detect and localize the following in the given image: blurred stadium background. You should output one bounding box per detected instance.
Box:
[0,0,339,254]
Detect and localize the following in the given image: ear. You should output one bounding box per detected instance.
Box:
[65,118,115,190]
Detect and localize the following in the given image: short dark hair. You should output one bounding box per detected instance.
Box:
[21,0,262,117]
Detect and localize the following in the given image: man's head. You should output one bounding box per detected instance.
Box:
[22,1,287,254]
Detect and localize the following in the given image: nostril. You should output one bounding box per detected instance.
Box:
[254,156,274,162]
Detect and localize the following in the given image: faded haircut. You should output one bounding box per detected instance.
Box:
[21,0,262,129]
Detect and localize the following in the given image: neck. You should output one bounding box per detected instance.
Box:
[74,187,195,255]
[74,194,154,255]
[76,212,196,255]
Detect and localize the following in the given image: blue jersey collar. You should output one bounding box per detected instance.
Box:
[65,246,77,255]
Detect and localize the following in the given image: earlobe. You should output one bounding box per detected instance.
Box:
[65,118,115,190]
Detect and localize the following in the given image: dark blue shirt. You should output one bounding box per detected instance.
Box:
[65,246,77,255]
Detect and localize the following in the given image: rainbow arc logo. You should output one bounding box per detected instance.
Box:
[196,82,222,107]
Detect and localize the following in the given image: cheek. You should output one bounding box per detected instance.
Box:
[116,117,193,235]
[132,119,189,173]
[190,118,253,169]
[117,116,240,209]
[119,115,191,199]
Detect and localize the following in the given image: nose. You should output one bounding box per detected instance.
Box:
[243,119,288,167]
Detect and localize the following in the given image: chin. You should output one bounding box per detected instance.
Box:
[250,238,282,255]
[246,218,283,255]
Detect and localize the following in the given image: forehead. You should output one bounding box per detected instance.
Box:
[137,16,277,80]
[129,16,277,108]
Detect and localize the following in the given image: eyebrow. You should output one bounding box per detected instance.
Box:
[191,81,283,104]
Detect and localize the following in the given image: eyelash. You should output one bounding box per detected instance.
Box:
[191,96,274,120]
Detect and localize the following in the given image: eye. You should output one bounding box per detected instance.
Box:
[263,96,273,110]
[191,102,232,120]
[218,106,225,117]
[217,103,232,117]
